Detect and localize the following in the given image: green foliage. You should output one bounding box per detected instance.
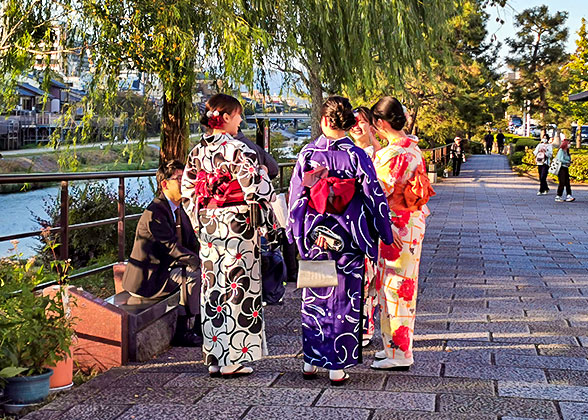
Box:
[559,18,588,145]
[268,0,458,137]
[506,6,569,125]
[468,141,485,155]
[510,151,525,165]
[35,181,149,267]
[0,251,75,379]
[569,154,588,181]
[380,0,503,142]
[522,149,537,165]
[515,138,540,152]
[503,133,534,144]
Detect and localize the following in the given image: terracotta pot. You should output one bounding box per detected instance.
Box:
[46,354,73,390]
[41,285,75,390]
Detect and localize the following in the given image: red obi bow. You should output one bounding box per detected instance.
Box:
[303,166,356,214]
[195,170,244,207]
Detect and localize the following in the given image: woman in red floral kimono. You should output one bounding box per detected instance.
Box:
[370,97,435,370]
[182,94,276,378]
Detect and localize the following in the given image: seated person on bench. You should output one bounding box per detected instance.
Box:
[123,160,202,347]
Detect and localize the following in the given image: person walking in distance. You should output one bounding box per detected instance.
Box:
[555,139,575,202]
[496,130,505,154]
[484,131,493,154]
[533,135,553,195]
[450,137,464,176]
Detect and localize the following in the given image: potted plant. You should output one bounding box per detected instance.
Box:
[42,238,76,391]
[0,244,75,405]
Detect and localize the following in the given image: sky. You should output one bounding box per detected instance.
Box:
[486,0,588,69]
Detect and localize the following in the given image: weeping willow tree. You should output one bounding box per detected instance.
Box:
[266,0,459,137]
[1,0,272,163]
[0,0,89,112]
[80,0,272,162]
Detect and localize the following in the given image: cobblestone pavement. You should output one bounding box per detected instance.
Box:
[24,154,588,420]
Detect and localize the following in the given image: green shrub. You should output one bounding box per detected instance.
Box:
[515,138,540,152]
[468,141,485,155]
[569,154,588,182]
[522,149,536,166]
[35,181,150,267]
[510,151,525,165]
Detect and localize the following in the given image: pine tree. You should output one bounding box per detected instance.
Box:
[506,6,569,126]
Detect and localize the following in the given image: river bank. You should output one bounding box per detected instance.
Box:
[0,144,160,193]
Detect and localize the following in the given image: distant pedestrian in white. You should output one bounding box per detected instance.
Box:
[533,135,553,195]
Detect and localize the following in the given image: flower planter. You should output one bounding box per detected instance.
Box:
[41,286,75,390]
[3,369,53,404]
[46,354,74,390]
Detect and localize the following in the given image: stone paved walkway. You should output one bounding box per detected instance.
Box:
[24,154,588,420]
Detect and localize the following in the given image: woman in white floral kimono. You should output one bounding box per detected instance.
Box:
[182,94,276,377]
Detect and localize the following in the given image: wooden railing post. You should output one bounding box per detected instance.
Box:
[117,177,125,262]
[279,165,284,193]
[60,181,69,260]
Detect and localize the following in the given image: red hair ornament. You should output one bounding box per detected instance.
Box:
[207,110,224,129]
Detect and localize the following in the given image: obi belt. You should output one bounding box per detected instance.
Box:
[194,169,246,208]
[303,166,356,214]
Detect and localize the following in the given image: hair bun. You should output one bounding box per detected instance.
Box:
[321,96,356,131]
[371,97,406,131]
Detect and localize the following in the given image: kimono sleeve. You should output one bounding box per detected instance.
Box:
[181,147,200,231]
[285,149,307,245]
[375,150,410,198]
[231,143,279,242]
[231,144,276,205]
[354,149,394,246]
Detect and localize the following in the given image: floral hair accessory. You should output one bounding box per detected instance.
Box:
[206,110,224,129]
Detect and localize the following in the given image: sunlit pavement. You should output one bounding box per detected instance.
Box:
[24,154,588,420]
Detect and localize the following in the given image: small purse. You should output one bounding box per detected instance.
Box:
[548,158,561,175]
[296,260,338,289]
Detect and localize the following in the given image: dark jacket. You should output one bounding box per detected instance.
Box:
[122,194,200,297]
[496,133,505,145]
[234,131,279,179]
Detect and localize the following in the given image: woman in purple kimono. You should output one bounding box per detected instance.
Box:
[287,96,394,385]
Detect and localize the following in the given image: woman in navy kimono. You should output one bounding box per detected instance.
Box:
[287,96,394,385]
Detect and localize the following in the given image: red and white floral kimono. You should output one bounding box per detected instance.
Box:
[374,135,434,363]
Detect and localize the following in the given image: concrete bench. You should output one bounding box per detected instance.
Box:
[105,290,179,363]
[69,265,181,372]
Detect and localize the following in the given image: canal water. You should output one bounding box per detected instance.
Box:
[0,177,156,258]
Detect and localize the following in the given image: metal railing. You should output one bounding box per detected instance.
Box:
[0,163,296,288]
[423,144,452,167]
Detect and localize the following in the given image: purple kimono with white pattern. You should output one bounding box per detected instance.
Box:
[287,135,394,369]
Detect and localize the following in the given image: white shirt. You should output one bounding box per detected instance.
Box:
[165,196,179,223]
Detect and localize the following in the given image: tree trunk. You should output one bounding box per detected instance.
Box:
[308,57,324,140]
[407,105,419,135]
[160,87,189,163]
[538,84,547,128]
